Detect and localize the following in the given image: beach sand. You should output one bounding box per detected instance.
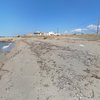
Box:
[0,37,100,100]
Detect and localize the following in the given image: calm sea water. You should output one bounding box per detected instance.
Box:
[0,42,15,61]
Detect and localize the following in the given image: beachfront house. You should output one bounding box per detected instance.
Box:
[33,32,44,36]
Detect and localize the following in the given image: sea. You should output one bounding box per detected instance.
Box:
[0,42,15,61]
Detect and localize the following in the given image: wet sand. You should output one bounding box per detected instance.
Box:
[0,37,100,100]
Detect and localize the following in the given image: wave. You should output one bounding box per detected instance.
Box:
[2,43,12,50]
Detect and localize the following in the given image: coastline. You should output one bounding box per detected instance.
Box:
[0,37,27,66]
[0,41,16,72]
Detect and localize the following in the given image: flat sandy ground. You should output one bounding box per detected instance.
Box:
[0,36,100,100]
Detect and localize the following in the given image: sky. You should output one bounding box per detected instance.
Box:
[0,0,100,36]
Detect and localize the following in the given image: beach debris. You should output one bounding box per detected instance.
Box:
[91,74,100,79]
[79,44,85,47]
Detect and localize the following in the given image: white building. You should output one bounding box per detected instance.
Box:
[48,32,58,36]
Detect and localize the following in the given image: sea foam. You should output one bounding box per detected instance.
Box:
[2,43,12,50]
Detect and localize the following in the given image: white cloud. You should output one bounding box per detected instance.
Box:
[71,28,87,33]
[72,28,82,33]
[69,24,100,34]
[87,24,97,30]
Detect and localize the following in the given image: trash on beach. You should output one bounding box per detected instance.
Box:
[79,44,85,47]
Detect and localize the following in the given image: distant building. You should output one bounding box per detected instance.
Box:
[48,32,58,36]
[33,32,44,36]
[24,31,60,37]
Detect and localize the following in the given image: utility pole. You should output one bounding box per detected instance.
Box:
[97,16,100,34]
[57,28,59,33]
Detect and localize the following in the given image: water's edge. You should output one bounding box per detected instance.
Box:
[0,42,15,61]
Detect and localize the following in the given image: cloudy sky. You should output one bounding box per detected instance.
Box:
[0,0,100,36]
[70,24,100,34]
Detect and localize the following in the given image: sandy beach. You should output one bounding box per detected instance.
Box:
[0,36,100,100]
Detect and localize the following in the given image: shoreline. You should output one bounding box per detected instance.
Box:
[0,40,19,72]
